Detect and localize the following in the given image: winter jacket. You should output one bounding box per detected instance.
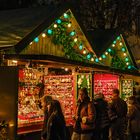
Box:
[109,97,127,119]
[73,101,96,133]
[94,99,110,129]
[128,104,140,133]
[46,111,67,140]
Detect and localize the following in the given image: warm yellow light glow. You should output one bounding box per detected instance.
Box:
[42,33,46,37]
[68,23,72,28]
[105,52,108,55]
[65,68,68,71]
[91,58,94,61]
[9,121,14,127]
[30,42,32,45]
[120,42,123,46]
[74,38,78,42]
[12,60,18,63]
[99,57,102,60]
[83,50,86,54]
[81,75,84,79]
[54,24,57,28]
[126,62,129,65]
[112,44,115,47]
[123,53,127,56]
[9,123,14,127]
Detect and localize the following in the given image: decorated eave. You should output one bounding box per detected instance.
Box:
[0,4,139,75]
[87,29,138,71]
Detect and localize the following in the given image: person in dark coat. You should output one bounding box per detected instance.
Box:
[94,93,110,140]
[127,96,140,140]
[41,95,53,140]
[46,99,67,140]
[109,88,128,140]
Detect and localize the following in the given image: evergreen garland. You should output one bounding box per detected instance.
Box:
[46,12,88,62]
[110,49,127,70]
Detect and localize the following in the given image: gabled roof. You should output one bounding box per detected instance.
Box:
[19,8,96,61]
[87,29,119,57]
[0,4,139,72]
[87,29,138,70]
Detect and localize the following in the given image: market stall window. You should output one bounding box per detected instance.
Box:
[121,79,133,101]
[44,75,74,125]
[18,68,44,131]
[94,73,119,102]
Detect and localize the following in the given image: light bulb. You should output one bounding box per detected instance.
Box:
[54,24,57,28]
[42,33,46,37]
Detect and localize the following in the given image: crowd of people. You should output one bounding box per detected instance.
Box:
[40,87,140,140]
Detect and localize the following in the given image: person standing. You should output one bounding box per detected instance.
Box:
[71,87,96,140]
[109,88,128,140]
[41,95,53,140]
[46,99,67,140]
[127,96,140,140]
[94,93,110,140]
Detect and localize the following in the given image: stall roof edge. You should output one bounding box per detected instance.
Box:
[87,28,138,69]
[4,54,140,76]
[87,28,120,57]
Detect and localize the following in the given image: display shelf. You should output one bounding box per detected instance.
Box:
[18,122,43,135]
[94,73,119,102]
[121,79,133,101]
[44,75,74,125]
[18,68,44,132]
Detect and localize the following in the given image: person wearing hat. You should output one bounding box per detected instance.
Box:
[109,88,128,140]
[41,95,53,140]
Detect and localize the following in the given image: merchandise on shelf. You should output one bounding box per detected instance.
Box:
[44,75,74,125]
[121,79,133,101]
[18,68,44,127]
[94,73,119,102]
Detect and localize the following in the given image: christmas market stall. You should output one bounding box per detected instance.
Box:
[0,4,140,140]
[87,29,140,101]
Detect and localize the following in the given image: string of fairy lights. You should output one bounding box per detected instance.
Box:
[28,9,134,70]
[98,35,134,69]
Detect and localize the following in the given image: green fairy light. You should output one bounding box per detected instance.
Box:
[70,31,75,36]
[56,19,62,24]
[117,36,121,40]
[108,48,112,52]
[64,13,69,18]
[121,47,126,52]
[87,54,91,59]
[79,44,83,50]
[128,65,132,69]
[125,57,129,62]
[95,58,99,63]
[47,29,53,35]
[102,54,106,59]
[113,40,116,44]
[34,37,39,42]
